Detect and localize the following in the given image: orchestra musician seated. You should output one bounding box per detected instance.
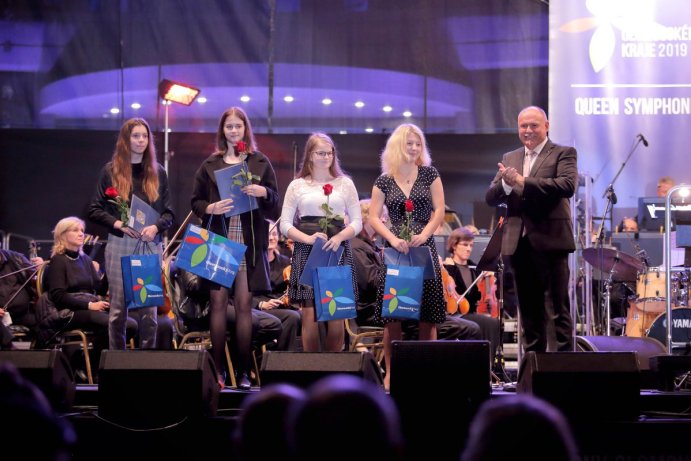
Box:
[442,227,501,363]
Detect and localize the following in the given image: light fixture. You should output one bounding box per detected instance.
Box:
[158,79,200,174]
[322,98,333,105]
[284,95,294,103]
[402,110,412,118]
[382,105,393,112]
[158,79,200,106]
[240,95,251,103]
[354,101,365,108]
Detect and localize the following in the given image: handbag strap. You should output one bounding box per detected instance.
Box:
[394,249,414,266]
[133,239,154,255]
[206,208,228,237]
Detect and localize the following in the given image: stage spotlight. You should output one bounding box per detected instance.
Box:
[158,79,200,106]
[158,79,200,174]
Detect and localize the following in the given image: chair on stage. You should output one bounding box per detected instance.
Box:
[35,262,136,384]
[344,317,384,365]
[36,263,96,384]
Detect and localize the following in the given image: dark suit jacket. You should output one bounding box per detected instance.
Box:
[485,139,578,256]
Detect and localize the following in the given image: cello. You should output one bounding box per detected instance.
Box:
[476,271,499,318]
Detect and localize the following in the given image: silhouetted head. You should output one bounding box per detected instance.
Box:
[289,374,404,461]
[460,394,579,461]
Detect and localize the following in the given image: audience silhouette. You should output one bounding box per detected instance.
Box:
[460,394,579,461]
[288,374,404,461]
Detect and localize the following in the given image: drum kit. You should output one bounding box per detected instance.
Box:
[582,247,691,352]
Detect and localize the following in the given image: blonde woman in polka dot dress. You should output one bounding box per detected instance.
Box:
[367,123,447,390]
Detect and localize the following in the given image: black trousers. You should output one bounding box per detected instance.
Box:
[511,236,572,352]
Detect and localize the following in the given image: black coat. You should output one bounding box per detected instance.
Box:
[190,151,280,292]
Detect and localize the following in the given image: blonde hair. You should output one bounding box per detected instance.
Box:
[51,216,85,256]
[380,123,431,176]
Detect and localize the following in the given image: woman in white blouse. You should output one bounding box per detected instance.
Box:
[280,133,362,352]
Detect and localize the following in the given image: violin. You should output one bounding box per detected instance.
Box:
[476,271,498,318]
[442,265,469,315]
[280,264,292,306]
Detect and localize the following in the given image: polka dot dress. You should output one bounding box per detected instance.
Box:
[373,165,446,325]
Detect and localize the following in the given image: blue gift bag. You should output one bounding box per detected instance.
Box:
[313,265,357,321]
[383,247,435,280]
[176,224,247,288]
[121,243,164,309]
[382,265,423,320]
[299,237,344,287]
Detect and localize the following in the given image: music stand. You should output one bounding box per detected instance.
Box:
[476,219,509,382]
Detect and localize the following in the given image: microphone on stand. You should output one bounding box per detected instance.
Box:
[637,134,649,147]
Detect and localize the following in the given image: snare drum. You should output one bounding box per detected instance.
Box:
[646,308,691,353]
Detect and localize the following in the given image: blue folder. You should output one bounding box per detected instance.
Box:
[298,237,345,287]
[214,162,259,217]
[383,246,435,280]
[129,194,161,242]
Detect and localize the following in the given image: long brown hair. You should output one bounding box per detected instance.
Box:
[111,118,160,202]
[215,106,258,154]
[296,132,345,179]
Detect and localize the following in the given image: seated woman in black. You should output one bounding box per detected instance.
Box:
[45,216,137,367]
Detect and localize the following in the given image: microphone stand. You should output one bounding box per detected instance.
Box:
[595,135,644,335]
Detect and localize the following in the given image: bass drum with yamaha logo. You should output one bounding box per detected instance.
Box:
[647,308,691,355]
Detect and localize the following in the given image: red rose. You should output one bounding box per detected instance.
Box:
[105,187,119,199]
[323,184,334,196]
[236,140,247,153]
[404,199,414,213]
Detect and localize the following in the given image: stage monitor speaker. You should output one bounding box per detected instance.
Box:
[577,335,666,389]
[98,350,218,429]
[390,340,491,461]
[517,351,640,421]
[260,351,383,388]
[0,349,75,411]
[390,340,490,403]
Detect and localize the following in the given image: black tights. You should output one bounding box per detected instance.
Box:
[209,271,252,377]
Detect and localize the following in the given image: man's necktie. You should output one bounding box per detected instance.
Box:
[523,150,536,177]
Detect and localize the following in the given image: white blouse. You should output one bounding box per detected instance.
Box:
[280,176,363,237]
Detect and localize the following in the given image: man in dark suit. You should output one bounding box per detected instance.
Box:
[485,106,578,352]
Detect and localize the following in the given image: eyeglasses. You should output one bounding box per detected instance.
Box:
[312,150,334,158]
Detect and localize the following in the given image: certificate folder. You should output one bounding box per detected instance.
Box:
[214,162,258,217]
[129,194,161,242]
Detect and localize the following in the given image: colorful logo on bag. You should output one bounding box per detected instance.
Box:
[132,276,163,304]
[184,227,240,268]
[320,288,355,316]
[383,287,419,314]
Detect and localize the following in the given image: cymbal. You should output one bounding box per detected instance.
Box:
[582,247,645,282]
